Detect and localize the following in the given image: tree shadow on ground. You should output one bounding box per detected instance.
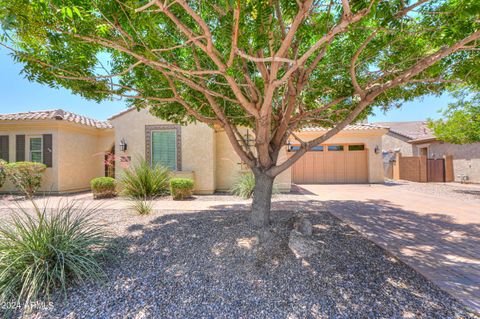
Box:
[22,202,476,319]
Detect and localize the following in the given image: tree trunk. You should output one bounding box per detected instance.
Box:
[250,171,274,227]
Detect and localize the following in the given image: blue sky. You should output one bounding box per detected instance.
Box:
[0,47,452,122]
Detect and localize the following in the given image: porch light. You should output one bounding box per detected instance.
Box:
[374,145,380,154]
[120,138,128,152]
[286,140,292,152]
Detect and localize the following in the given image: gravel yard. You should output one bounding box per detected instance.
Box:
[4,207,476,319]
[385,180,480,201]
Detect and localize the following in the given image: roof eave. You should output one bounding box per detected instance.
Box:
[408,137,437,144]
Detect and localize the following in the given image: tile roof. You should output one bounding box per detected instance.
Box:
[373,121,435,140]
[300,123,387,132]
[0,109,112,129]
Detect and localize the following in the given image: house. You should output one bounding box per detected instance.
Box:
[0,110,114,193]
[0,107,387,194]
[375,121,480,183]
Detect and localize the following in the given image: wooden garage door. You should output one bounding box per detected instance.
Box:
[292,145,368,184]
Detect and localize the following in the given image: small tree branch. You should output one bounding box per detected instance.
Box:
[351,31,377,98]
[227,0,241,67]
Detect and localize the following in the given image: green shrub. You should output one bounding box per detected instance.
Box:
[230,172,279,199]
[5,162,47,197]
[130,198,153,215]
[0,200,108,304]
[0,160,6,188]
[231,172,256,199]
[120,159,170,198]
[91,177,117,199]
[170,178,194,200]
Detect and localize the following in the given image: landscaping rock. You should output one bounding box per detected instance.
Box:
[11,209,477,319]
[293,215,313,236]
[288,229,320,258]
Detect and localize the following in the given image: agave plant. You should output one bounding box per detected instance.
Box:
[0,200,109,304]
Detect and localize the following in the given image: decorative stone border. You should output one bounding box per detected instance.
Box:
[145,124,182,171]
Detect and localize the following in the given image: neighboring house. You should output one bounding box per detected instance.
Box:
[375,121,480,183]
[0,110,114,193]
[0,107,388,194]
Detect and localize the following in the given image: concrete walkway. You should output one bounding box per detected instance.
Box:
[299,184,480,313]
[0,191,322,214]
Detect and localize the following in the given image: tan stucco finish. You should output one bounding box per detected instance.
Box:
[110,108,216,194]
[0,121,113,193]
[214,128,291,192]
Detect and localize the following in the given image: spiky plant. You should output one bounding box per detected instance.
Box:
[130,198,154,215]
[230,172,256,199]
[0,200,109,304]
[120,159,170,198]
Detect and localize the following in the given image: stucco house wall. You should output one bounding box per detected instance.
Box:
[57,126,114,192]
[0,121,113,193]
[214,128,291,192]
[382,132,416,156]
[110,108,216,194]
[294,130,386,183]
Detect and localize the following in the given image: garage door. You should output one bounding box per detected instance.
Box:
[291,144,368,184]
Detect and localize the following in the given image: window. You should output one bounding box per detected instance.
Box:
[29,137,43,163]
[348,144,365,151]
[151,130,177,170]
[289,145,323,152]
[327,145,344,151]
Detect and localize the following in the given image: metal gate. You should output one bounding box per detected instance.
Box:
[427,159,445,182]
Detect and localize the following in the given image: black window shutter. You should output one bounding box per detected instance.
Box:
[43,134,53,167]
[0,136,8,162]
[16,135,25,162]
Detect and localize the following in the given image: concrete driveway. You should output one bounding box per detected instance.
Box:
[298,183,480,312]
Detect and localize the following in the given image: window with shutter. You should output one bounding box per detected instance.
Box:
[151,130,177,170]
[29,137,43,163]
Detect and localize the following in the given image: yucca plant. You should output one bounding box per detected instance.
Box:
[120,159,170,198]
[0,200,109,304]
[130,198,154,215]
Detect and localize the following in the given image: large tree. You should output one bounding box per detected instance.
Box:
[1,0,479,226]
[429,93,480,144]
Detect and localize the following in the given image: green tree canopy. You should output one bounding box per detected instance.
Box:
[429,93,480,144]
[1,0,479,225]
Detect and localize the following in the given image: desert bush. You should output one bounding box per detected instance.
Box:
[0,160,6,188]
[0,200,108,304]
[170,178,194,200]
[120,159,170,198]
[231,172,279,199]
[91,177,117,199]
[230,172,256,199]
[130,198,153,215]
[5,162,46,197]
